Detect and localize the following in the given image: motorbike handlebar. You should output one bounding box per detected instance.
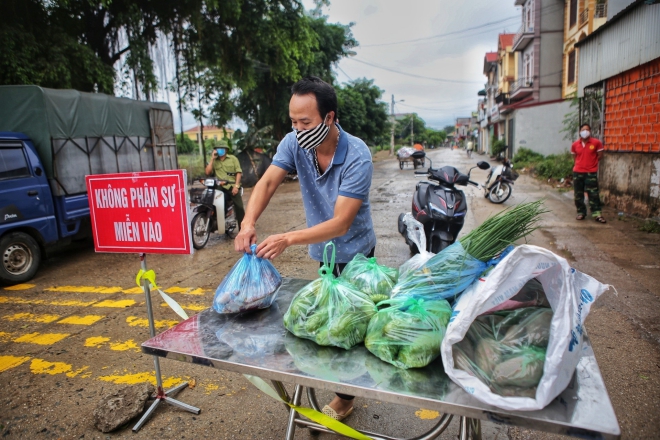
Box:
[414,171,427,176]
[468,180,480,187]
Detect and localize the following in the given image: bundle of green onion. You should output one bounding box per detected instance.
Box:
[459,199,547,262]
[391,200,546,301]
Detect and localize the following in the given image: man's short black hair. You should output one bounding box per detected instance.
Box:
[291,76,338,123]
[580,123,591,130]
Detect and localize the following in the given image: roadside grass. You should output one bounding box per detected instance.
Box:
[617,214,660,234]
[513,148,573,182]
[179,154,208,183]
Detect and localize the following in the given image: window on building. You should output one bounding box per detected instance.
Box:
[213,135,218,140]
[524,1,534,31]
[523,52,534,84]
[570,0,578,27]
[568,50,576,84]
[204,136,208,140]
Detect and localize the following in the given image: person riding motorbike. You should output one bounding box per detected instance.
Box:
[205,147,244,229]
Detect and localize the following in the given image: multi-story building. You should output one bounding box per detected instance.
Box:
[479,52,499,154]
[562,0,608,98]
[505,0,571,157]
[495,34,518,155]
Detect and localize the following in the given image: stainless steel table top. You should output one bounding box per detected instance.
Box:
[142,278,620,439]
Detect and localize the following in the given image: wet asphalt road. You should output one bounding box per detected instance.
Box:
[0,147,658,439]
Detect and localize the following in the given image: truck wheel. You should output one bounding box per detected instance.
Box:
[0,232,41,284]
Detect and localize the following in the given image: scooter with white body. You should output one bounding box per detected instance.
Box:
[189,178,242,249]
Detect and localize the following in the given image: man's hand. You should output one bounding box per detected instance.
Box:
[231,186,239,196]
[234,224,257,253]
[211,149,218,160]
[256,233,290,260]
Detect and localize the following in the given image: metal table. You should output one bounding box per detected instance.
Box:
[142,278,621,440]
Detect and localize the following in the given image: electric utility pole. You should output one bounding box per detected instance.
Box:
[411,114,414,146]
[390,95,395,156]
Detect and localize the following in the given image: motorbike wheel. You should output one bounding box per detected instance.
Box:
[430,236,451,254]
[488,182,512,204]
[191,212,211,249]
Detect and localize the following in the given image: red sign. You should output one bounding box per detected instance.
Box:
[86,170,192,254]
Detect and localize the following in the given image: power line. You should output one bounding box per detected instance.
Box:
[361,15,519,48]
[346,58,483,84]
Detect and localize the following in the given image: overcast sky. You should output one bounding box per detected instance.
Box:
[313,0,521,129]
[167,0,522,133]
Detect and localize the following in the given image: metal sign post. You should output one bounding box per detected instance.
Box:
[85,170,198,433]
[132,253,200,432]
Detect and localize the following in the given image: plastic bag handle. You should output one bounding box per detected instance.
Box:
[319,241,336,277]
[249,243,257,255]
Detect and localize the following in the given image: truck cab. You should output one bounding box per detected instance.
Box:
[0,133,58,282]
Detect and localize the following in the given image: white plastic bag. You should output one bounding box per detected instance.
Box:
[398,213,434,280]
[440,244,610,411]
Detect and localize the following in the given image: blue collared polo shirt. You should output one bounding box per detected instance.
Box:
[272,125,376,263]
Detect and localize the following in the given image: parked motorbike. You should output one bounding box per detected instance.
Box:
[189,178,243,249]
[398,151,491,254]
[483,158,518,204]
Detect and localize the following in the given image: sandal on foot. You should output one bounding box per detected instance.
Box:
[322,405,354,422]
[576,214,585,220]
[595,216,607,223]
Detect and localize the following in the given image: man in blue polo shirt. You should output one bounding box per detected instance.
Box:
[234,76,375,421]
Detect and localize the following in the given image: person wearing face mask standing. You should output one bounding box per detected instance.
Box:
[205,146,245,229]
[234,76,376,422]
[571,123,606,223]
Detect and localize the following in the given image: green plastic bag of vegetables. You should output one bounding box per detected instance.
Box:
[365,296,451,369]
[452,306,552,397]
[339,254,398,304]
[283,242,377,350]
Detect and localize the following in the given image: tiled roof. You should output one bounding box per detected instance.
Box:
[485,52,498,63]
[499,33,515,49]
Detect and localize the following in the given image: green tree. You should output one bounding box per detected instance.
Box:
[443,125,456,135]
[395,113,426,145]
[423,129,447,147]
[337,78,390,146]
[176,133,198,154]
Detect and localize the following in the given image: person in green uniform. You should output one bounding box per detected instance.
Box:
[205,147,245,229]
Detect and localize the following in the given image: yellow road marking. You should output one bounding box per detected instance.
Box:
[3,284,35,291]
[84,336,110,347]
[0,355,31,373]
[84,336,140,352]
[160,302,206,312]
[0,332,12,342]
[2,312,60,323]
[98,371,184,388]
[30,359,90,378]
[13,332,70,345]
[415,409,440,420]
[0,296,96,307]
[163,287,208,296]
[122,287,144,294]
[92,299,135,308]
[57,315,104,325]
[126,316,179,329]
[45,286,123,294]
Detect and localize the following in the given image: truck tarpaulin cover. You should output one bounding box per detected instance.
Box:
[0,85,173,186]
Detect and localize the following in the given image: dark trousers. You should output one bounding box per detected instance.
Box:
[573,172,602,217]
[220,186,245,228]
[319,246,375,401]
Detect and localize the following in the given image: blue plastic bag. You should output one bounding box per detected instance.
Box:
[391,242,512,301]
[213,244,283,314]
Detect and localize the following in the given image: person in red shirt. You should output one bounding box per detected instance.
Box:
[571,123,606,223]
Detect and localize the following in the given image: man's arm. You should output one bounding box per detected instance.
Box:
[232,172,242,195]
[255,195,363,260]
[205,150,218,176]
[234,165,288,252]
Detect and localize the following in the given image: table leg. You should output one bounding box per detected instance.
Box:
[285,384,303,440]
[272,380,292,412]
[458,417,481,440]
